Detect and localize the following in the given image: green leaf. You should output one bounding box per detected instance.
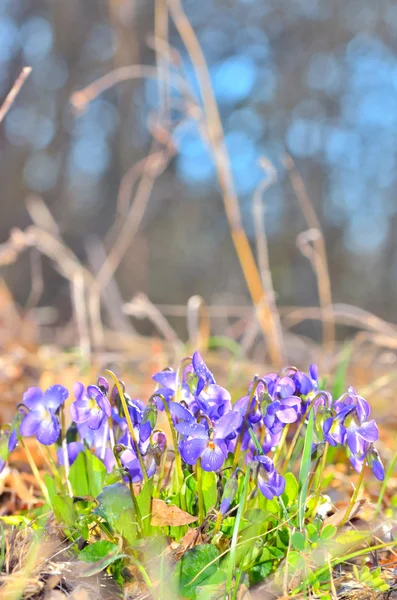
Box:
[307,523,320,543]
[320,524,337,541]
[95,483,137,544]
[298,408,314,529]
[52,494,76,527]
[282,472,299,506]
[174,544,220,599]
[79,540,119,563]
[287,551,305,570]
[291,531,306,551]
[248,561,272,585]
[244,508,266,523]
[136,478,153,536]
[202,471,217,514]
[68,449,106,499]
[185,475,197,514]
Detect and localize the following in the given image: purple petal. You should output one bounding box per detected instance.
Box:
[169,401,195,423]
[87,411,106,430]
[73,382,85,402]
[192,351,215,385]
[356,397,370,423]
[44,385,69,411]
[372,460,384,481]
[258,475,275,500]
[358,420,378,443]
[22,387,44,411]
[57,441,84,466]
[152,370,177,390]
[277,407,298,424]
[96,394,112,418]
[277,377,296,398]
[36,413,60,445]
[179,437,207,465]
[8,430,17,453]
[200,440,227,472]
[293,373,312,395]
[347,429,361,455]
[257,455,275,473]
[20,411,42,437]
[268,471,286,496]
[309,364,318,382]
[214,411,242,440]
[174,421,208,438]
[70,398,90,423]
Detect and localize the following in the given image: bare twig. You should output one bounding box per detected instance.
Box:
[285,153,335,352]
[167,0,285,367]
[0,66,32,125]
[251,158,285,358]
[186,295,210,352]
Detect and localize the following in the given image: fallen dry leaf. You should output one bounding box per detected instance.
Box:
[150,499,197,527]
[324,499,367,527]
[173,527,205,561]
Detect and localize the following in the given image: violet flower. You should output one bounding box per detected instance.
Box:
[256,455,286,500]
[70,383,111,430]
[20,385,68,445]
[179,410,242,472]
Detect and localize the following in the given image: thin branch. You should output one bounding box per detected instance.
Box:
[0,66,32,125]
[167,0,285,367]
[284,153,335,352]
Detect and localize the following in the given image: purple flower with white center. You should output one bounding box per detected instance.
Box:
[0,429,17,473]
[20,385,68,446]
[179,410,243,472]
[70,383,111,430]
[256,456,286,500]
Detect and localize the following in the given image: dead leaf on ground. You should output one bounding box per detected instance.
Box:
[4,468,37,504]
[173,527,205,561]
[324,499,367,527]
[150,499,197,527]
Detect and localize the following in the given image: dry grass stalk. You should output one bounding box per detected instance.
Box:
[285,154,335,352]
[167,0,285,368]
[0,67,32,125]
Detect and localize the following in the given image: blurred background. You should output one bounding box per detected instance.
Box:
[1,0,397,348]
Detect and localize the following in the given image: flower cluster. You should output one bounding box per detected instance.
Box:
[0,354,384,511]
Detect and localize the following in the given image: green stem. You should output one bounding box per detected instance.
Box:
[232,377,266,469]
[21,439,50,504]
[281,398,316,475]
[273,424,290,467]
[213,511,222,536]
[309,442,329,523]
[101,370,148,483]
[226,465,251,597]
[197,458,205,524]
[60,405,73,497]
[128,477,144,536]
[339,459,366,528]
[290,540,396,596]
[151,392,186,509]
[174,357,192,404]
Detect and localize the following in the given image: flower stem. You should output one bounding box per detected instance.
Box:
[101,370,148,483]
[60,405,73,497]
[281,398,316,475]
[196,458,205,524]
[213,511,222,536]
[273,424,290,467]
[309,442,329,523]
[151,392,186,510]
[21,439,50,504]
[174,356,192,404]
[128,477,144,537]
[339,459,366,528]
[232,377,266,469]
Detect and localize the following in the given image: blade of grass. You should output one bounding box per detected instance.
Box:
[298,408,314,530]
[226,465,251,598]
